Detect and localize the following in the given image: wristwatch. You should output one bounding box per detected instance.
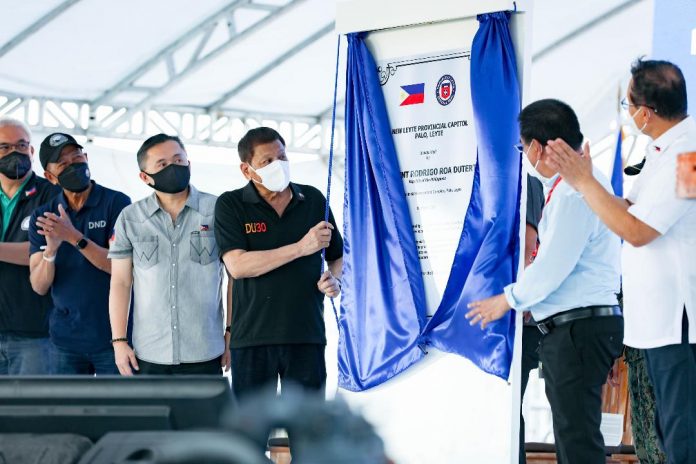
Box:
[75,236,88,250]
[225,325,232,333]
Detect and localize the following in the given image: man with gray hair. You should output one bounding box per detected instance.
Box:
[0,118,59,374]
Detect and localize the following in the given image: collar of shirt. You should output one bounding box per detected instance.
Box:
[647,116,696,158]
[241,181,305,204]
[143,184,202,217]
[0,172,33,202]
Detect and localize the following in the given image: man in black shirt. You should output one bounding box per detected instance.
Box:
[215,127,343,398]
[0,118,59,375]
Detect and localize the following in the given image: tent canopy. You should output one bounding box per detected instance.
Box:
[1,0,653,162]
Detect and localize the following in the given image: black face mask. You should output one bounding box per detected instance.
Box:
[0,151,32,180]
[144,163,190,194]
[57,162,91,193]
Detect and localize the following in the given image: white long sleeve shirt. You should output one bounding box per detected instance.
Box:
[504,168,622,321]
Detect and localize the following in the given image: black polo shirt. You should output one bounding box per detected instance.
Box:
[0,173,60,337]
[214,182,343,349]
[29,182,131,352]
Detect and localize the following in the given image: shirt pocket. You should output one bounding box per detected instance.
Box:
[132,236,159,270]
[190,231,218,265]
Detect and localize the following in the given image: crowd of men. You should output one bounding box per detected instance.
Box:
[0,123,342,398]
[1,58,694,464]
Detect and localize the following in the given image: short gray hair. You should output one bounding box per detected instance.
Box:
[0,117,33,141]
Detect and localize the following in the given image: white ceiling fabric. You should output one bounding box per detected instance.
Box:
[1,0,653,131]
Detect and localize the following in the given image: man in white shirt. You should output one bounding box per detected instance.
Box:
[467,99,623,464]
[546,59,696,464]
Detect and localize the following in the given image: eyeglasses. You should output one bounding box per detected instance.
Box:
[514,143,525,155]
[0,141,30,155]
[621,98,657,113]
[620,98,637,110]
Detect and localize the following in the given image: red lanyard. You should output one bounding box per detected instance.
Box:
[530,176,563,262]
[545,176,563,205]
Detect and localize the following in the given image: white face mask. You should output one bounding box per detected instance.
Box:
[250,160,290,192]
[626,106,648,136]
[522,143,558,187]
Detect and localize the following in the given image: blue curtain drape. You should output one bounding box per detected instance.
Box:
[338,12,521,391]
[611,129,624,197]
[337,32,428,392]
[422,11,521,378]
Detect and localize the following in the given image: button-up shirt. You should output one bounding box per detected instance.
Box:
[623,116,696,349]
[108,185,225,364]
[504,168,622,321]
[29,181,131,352]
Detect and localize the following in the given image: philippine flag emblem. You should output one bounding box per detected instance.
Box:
[200,224,209,232]
[399,83,425,106]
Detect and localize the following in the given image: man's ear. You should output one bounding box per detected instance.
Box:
[43,169,59,185]
[240,163,258,182]
[530,139,543,159]
[139,171,154,186]
[645,107,654,123]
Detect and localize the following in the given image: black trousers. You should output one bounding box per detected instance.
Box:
[539,315,624,464]
[520,325,543,464]
[135,356,222,375]
[643,311,696,464]
[230,344,326,400]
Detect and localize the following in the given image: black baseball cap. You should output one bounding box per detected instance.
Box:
[39,132,83,169]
